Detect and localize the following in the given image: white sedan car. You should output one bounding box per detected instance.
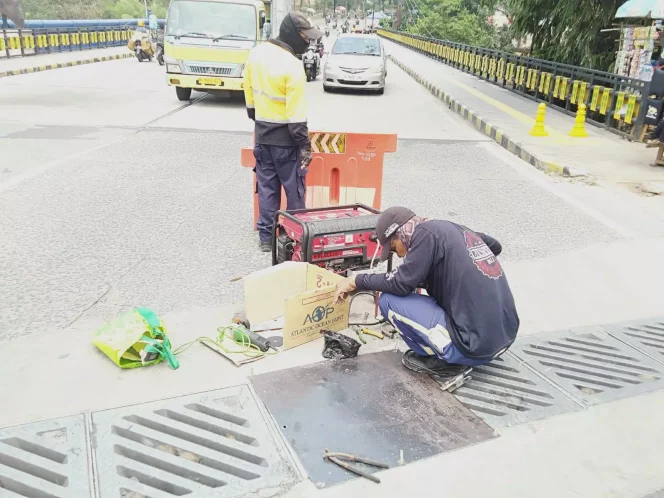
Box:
[323,34,387,94]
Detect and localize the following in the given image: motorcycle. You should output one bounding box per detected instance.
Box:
[155,41,164,65]
[341,24,347,33]
[317,41,325,58]
[333,21,337,29]
[302,44,320,82]
[325,26,330,37]
[128,32,153,62]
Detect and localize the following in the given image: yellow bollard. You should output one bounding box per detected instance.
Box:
[568,103,589,138]
[529,103,549,137]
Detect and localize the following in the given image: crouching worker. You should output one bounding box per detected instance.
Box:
[333,206,519,377]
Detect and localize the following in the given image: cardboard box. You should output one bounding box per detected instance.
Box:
[244,262,350,350]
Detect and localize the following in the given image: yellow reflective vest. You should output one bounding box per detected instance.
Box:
[243,40,309,146]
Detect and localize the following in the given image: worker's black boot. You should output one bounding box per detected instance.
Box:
[259,240,272,253]
[402,350,470,377]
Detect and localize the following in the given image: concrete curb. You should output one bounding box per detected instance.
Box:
[0,52,134,79]
[389,54,583,177]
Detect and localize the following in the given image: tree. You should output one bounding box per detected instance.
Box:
[403,0,509,49]
[488,0,627,69]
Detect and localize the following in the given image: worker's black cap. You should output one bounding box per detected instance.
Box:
[375,206,416,262]
[290,11,323,40]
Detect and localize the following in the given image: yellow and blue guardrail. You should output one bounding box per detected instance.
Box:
[1,19,164,59]
[377,28,649,140]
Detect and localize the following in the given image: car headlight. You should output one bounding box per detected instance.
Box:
[372,65,384,74]
[166,63,181,73]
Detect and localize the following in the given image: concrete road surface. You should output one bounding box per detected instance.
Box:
[2,30,664,498]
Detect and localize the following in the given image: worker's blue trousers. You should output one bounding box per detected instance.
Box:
[254,144,307,243]
[379,293,491,367]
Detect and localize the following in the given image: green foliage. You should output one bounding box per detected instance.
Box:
[402,0,513,49]
[103,0,143,18]
[22,0,169,19]
[503,0,627,69]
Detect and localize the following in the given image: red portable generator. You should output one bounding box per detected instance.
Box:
[271,204,385,274]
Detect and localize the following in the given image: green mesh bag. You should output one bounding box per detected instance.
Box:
[92,307,179,369]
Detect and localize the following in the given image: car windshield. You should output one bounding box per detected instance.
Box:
[166,0,257,40]
[332,37,381,55]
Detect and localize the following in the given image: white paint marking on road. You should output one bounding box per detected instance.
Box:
[0,96,205,193]
[0,134,131,194]
[478,141,637,239]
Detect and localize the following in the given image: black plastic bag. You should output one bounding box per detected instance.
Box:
[321,330,361,359]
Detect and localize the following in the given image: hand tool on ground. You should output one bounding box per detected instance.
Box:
[361,327,384,339]
[231,315,272,352]
[323,449,390,483]
[232,325,272,352]
[352,327,367,344]
[433,369,473,392]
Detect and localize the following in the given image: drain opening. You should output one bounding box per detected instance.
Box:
[0,451,69,486]
[122,415,267,467]
[111,426,260,480]
[114,445,226,488]
[0,438,68,464]
[0,474,60,498]
[116,465,191,496]
[154,409,256,446]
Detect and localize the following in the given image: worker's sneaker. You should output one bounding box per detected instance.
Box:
[402,350,469,376]
[259,241,272,253]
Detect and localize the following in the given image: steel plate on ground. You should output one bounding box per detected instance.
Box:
[250,351,496,488]
[511,327,664,405]
[603,318,664,365]
[452,353,582,428]
[0,415,92,497]
[91,385,297,497]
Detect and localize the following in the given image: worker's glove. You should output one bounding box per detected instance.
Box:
[301,148,313,170]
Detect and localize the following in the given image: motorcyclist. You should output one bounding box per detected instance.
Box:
[135,19,148,33]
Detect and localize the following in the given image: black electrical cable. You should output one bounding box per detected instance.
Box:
[347,291,386,326]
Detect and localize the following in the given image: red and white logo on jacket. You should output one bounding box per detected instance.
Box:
[464,231,503,280]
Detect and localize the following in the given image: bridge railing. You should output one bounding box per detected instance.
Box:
[1,19,165,60]
[378,29,650,141]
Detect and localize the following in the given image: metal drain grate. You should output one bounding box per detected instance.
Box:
[452,354,581,427]
[603,318,664,365]
[91,385,297,497]
[511,327,664,405]
[0,415,92,497]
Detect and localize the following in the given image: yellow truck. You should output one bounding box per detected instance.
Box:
[163,0,271,101]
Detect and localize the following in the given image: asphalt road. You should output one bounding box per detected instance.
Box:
[0,32,639,342]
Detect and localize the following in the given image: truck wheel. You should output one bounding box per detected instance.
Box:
[176,87,192,101]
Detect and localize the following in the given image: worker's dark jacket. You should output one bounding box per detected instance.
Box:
[356,220,519,360]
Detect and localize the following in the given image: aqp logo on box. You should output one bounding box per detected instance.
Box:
[244,262,350,350]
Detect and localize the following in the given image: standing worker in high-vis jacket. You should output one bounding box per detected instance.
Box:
[243,12,323,252]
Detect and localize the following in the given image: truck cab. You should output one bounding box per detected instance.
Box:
[163,0,268,101]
